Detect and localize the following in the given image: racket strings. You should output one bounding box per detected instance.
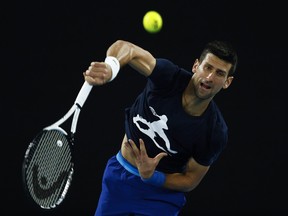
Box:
[25,130,73,209]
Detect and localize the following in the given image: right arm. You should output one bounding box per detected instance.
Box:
[84,40,156,85]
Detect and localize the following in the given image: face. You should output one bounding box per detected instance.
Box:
[191,53,234,100]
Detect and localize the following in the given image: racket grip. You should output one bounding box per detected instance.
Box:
[75,81,93,107]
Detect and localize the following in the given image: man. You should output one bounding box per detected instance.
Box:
[83,39,237,215]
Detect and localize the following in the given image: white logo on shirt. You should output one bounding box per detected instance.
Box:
[133,106,177,154]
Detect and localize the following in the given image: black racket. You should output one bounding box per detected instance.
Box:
[22,81,93,209]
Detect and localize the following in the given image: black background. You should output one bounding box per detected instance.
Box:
[2,0,287,215]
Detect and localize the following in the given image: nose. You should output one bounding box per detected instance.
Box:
[206,71,214,80]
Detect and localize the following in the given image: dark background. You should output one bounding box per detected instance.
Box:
[2,0,287,215]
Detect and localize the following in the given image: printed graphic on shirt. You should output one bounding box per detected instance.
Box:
[133,106,177,154]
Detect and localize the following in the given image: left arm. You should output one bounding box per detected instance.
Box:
[126,139,210,192]
[164,157,210,192]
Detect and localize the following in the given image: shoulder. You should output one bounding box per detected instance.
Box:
[209,101,227,130]
[149,58,192,82]
[153,58,182,72]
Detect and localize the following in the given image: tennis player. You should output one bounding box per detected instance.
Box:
[83,39,238,215]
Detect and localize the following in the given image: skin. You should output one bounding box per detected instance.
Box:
[83,40,234,192]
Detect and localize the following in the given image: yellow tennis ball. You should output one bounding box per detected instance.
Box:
[143,11,163,33]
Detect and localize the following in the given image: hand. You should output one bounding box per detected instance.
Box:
[124,138,167,179]
[83,62,112,85]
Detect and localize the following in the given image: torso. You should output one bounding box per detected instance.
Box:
[122,58,228,172]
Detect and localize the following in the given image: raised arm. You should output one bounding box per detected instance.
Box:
[84,40,156,85]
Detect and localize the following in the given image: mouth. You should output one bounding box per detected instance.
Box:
[200,82,211,89]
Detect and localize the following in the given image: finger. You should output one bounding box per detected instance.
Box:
[123,140,138,158]
[153,152,167,167]
[84,75,95,84]
[84,68,106,85]
[139,138,147,156]
[123,140,132,150]
[128,139,142,160]
[155,152,168,162]
[128,139,140,153]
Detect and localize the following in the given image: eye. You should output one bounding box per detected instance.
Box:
[204,65,212,71]
[216,70,226,77]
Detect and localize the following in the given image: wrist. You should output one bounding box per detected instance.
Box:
[104,56,120,82]
[141,171,166,187]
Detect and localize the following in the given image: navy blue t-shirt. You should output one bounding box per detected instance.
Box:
[125,58,228,173]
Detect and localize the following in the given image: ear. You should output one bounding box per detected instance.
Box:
[223,76,234,89]
[192,59,199,73]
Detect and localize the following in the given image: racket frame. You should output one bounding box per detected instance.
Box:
[23,81,93,209]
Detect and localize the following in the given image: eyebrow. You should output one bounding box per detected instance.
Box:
[205,62,228,76]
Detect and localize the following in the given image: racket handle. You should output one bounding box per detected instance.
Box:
[75,81,93,107]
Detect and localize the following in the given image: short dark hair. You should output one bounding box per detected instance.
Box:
[199,40,238,76]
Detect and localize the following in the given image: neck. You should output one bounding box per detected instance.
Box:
[182,85,210,116]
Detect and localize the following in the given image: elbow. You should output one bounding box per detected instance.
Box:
[183,182,200,193]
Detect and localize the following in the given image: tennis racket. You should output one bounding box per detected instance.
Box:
[22,81,93,209]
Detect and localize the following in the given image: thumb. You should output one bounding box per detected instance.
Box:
[154,152,168,164]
